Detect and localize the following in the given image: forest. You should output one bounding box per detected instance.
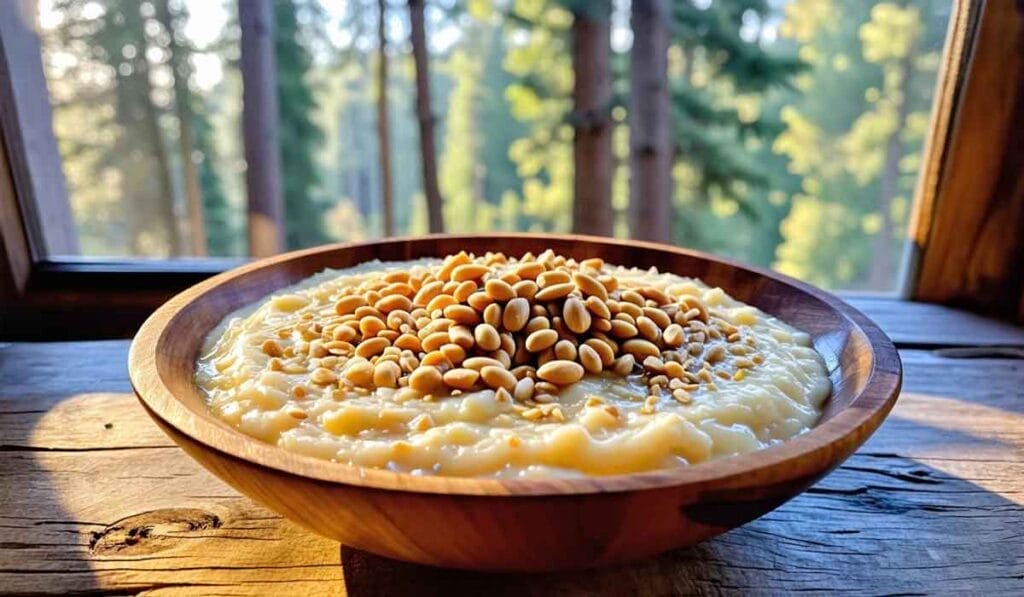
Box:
[38,0,951,291]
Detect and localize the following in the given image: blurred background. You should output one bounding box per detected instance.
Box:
[34,0,951,292]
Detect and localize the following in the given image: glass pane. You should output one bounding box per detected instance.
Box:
[32,0,952,292]
[38,0,245,258]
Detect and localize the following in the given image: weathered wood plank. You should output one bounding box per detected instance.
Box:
[845,297,1024,347]
[908,0,1024,322]
[0,342,1021,594]
[0,0,79,256]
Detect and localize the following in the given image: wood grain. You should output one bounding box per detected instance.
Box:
[127,234,900,569]
[0,132,31,298]
[910,0,1024,322]
[1,342,1021,594]
[0,0,78,256]
[846,296,1024,347]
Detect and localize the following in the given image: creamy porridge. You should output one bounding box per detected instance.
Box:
[196,250,830,478]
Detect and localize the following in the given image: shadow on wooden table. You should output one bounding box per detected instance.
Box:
[338,416,1024,596]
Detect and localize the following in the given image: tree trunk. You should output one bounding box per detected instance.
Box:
[628,0,672,243]
[377,0,395,237]
[239,0,285,257]
[868,54,914,290]
[570,2,613,237]
[408,0,444,233]
[154,0,205,256]
[137,6,183,257]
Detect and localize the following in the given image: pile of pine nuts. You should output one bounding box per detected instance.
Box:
[264,250,762,420]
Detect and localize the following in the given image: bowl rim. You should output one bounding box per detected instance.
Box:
[129,232,901,497]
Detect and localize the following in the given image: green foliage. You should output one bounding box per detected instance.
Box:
[48,0,180,255]
[192,96,236,256]
[38,0,953,293]
[772,0,949,289]
[440,12,529,233]
[670,0,805,246]
[158,0,237,256]
[502,0,574,232]
[274,0,329,249]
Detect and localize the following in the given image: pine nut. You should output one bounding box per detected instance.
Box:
[534,282,574,302]
[449,324,475,349]
[502,297,530,332]
[344,360,375,386]
[462,356,505,371]
[440,343,466,364]
[443,367,480,390]
[467,291,493,311]
[525,329,558,352]
[537,270,571,287]
[485,279,516,301]
[584,295,611,319]
[480,365,517,391]
[573,272,608,300]
[537,360,584,385]
[584,338,615,366]
[451,263,490,282]
[554,339,577,361]
[525,315,550,334]
[474,323,501,351]
[355,336,390,358]
[562,297,591,334]
[420,331,451,353]
[452,280,477,302]
[334,295,367,315]
[426,293,458,313]
[310,367,338,385]
[413,280,444,306]
[443,304,480,325]
[512,280,538,300]
[612,354,635,376]
[636,316,661,342]
[373,361,401,388]
[578,343,603,373]
[483,302,502,327]
[623,339,660,360]
[409,366,444,393]
[513,376,535,402]
[610,320,639,339]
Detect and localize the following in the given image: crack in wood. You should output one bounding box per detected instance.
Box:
[0,444,177,453]
[89,509,222,556]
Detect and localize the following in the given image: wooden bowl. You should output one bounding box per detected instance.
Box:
[129,234,901,571]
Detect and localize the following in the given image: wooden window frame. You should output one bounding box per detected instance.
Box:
[1,0,1021,340]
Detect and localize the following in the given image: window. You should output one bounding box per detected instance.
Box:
[4,0,1021,337]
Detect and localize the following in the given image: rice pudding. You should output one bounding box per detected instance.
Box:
[196,250,831,478]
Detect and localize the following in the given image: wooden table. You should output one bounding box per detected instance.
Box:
[2,299,1023,595]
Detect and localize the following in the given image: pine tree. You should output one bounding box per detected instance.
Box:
[670,0,804,245]
[502,0,579,233]
[440,48,486,232]
[629,0,672,242]
[477,28,528,220]
[156,0,234,256]
[192,97,236,255]
[52,0,184,256]
[567,0,613,236]
[408,0,445,233]
[772,0,950,289]
[438,4,526,233]
[154,0,205,255]
[273,0,328,249]
[374,0,395,237]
